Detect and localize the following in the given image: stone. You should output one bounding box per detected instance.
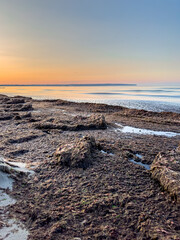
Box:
[35,114,107,131]
[54,136,97,169]
[151,146,180,202]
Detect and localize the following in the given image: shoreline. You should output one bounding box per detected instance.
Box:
[0,94,180,239]
[1,84,180,114]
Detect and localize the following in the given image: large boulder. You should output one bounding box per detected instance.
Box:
[151,145,180,202]
[54,136,97,169]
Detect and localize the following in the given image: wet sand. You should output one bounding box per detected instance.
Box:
[0,94,180,239]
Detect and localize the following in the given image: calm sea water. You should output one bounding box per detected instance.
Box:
[0,84,180,113]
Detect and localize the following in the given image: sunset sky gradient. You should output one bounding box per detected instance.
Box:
[0,0,180,84]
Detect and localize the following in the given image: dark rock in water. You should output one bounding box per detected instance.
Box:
[35,114,107,131]
[151,146,180,202]
[54,136,97,169]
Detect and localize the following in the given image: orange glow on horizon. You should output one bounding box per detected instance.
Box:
[0,57,179,85]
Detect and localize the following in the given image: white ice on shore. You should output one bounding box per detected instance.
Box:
[0,219,29,240]
[6,161,34,175]
[100,150,114,156]
[0,157,31,240]
[0,172,14,191]
[115,123,180,137]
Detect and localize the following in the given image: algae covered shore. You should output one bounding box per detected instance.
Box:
[0,94,180,240]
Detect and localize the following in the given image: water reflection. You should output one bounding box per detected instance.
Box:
[0,85,180,113]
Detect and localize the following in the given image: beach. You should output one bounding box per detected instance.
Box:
[0,94,180,240]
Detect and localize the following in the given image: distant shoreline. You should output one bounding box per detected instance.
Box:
[0,83,137,87]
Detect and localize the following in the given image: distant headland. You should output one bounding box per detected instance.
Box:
[0,84,137,87]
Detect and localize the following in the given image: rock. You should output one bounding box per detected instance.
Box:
[20,112,32,118]
[13,112,32,120]
[85,114,107,130]
[35,114,107,131]
[151,146,180,202]
[7,134,39,144]
[54,136,97,169]
[177,144,180,153]
[6,98,25,104]
[7,149,29,157]
[2,103,33,112]
[18,103,33,111]
[138,219,180,240]
[0,113,14,121]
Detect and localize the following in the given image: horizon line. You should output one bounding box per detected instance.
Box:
[0,83,137,87]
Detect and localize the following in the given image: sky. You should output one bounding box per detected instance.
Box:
[0,0,180,85]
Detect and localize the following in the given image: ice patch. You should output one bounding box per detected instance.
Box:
[0,157,30,240]
[0,219,29,240]
[7,161,34,175]
[0,172,14,190]
[0,191,16,207]
[100,150,114,156]
[129,159,150,170]
[115,123,180,137]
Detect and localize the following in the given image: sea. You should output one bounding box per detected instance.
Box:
[0,84,180,113]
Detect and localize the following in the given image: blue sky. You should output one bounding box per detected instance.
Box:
[0,0,180,84]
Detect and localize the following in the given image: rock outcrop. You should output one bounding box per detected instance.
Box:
[54,136,97,169]
[35,114,107,131]
[151,145,180,202]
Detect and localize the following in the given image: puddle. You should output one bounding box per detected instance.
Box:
[129,153,150,170]
[0,191,16,207]
[100,150,114,156]
[135,153,143,159]
[0,172,14,190]
[0,157,31,240]
[0,219,29,240]
[129,159,150,170]
[115,123,180,137]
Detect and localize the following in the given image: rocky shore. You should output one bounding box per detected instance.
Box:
[0,94,180,240]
